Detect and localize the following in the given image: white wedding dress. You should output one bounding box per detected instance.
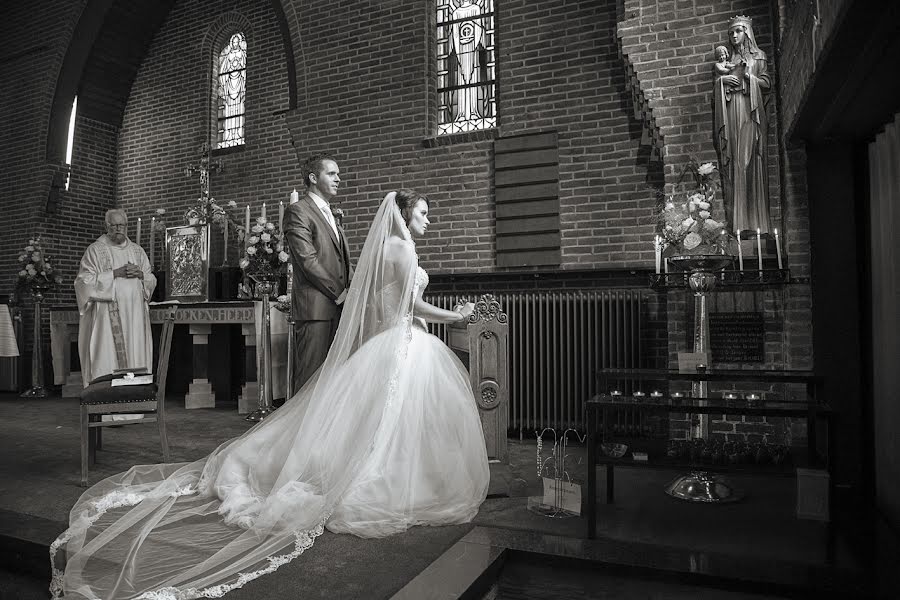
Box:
[51,194,489,599]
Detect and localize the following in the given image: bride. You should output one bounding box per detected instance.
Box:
[51,190,490,599]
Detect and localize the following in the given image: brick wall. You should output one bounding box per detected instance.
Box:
[283,0,661,272]
[117,0,295,269]
[0,0,88,356]
[777,0,851,138]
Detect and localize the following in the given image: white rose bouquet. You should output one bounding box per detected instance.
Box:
[656,159,731,255]
[239,216,289,276]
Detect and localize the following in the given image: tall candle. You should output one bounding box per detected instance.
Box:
[290,188,299,204]
[279,200,285,231]
[149,217,156,268]
[756,228,763,272]
[261,202,266,223]
[654,235,661,274]
[245,205,251,242]
[736,229,743,271]
[223,218,229,263]
[774,228,783,269]
[136,217,142,247]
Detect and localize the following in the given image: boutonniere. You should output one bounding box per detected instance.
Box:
[330,206,344,227]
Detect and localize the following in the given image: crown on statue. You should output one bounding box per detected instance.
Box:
[728,15,752,29]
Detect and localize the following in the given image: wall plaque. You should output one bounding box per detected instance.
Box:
[709,311,765,363]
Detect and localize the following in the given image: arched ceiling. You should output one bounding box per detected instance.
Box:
[47,0,296,162]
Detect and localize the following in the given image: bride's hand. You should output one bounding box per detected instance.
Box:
[457,302,475,321]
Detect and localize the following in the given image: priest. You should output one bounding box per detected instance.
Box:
[75,209,156,386]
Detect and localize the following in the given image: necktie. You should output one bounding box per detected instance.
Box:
[321,205,338,238]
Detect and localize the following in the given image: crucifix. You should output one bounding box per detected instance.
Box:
[184,142,224,200]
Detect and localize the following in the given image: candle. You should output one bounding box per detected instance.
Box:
[663,256,668,274]
[245,205,251,241]
[654,235,661,274]
[279,200,285,231]
[290,188,300,204]
[223,218,229,263]
[756,228,763,272]
[774,228,783,270]
[136,217,142,247]
[149,217,156,268]
[736,229,743,271]
[261,202,266,223]
[650,391,663,398]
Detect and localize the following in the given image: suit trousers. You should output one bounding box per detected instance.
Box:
[292,318,340,395]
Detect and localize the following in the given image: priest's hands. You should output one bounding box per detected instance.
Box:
[113,263,144,279]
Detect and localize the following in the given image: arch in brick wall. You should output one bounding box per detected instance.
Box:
[46,0,298,162]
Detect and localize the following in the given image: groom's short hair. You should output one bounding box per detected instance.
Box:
[301,153,336,188]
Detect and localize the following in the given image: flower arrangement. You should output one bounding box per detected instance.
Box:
[184,197,240,229]
[15,236,63,296]
[656,159,731,256]
[239,216,289,276]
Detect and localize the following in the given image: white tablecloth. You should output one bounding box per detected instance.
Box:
[0,305,19,357]
[254,301,290,400]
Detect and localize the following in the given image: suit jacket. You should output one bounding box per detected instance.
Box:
[282,193,352,321]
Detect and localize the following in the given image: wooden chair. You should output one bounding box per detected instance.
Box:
[79,307,177,487]
[448,294,509,464]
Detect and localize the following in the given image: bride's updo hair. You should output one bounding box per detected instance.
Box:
[394,189,429,225]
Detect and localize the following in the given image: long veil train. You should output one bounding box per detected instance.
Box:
[51,192,456,599]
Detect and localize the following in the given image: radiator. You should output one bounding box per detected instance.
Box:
[425,290,643,434]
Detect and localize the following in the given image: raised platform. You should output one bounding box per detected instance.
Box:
[0,393,885,599]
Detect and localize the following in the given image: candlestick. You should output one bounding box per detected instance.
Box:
[136,217,142,247]
[279,200,285,231]
[774,228,783,270]
[149,217,156,268]
[736,229,743,271]
[290,188,299,204]
[756,228,763,272]
[245,205,251,242]
[261,202,266,223]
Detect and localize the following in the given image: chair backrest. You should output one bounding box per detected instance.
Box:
[154,307,177,411]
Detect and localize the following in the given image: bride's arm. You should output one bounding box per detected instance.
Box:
[414,296,466,324]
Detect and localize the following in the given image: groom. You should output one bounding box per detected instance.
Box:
[283,154,352,393]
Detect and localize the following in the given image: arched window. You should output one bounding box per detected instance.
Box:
[436,0,496,135]
[216,32,246,148]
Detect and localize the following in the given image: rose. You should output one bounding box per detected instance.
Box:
[698,210,711,219]
[276,295,289,304]
[260,233,271,243]
[697,162,716,176]
[696,200,710,210]
[156,208,166,215]
[704,218,722,230]
[278,251,289,262]
[246,246,257,255]
[681,217,695,228]
[248,236,259,244]
[239,257,250,269]
[227,200,237,208]
[683,232,702,249]
[251,225,264,234]
[265,222,275,231]
[18,270,26,277]
[265,246,273,254]
[256,217,266,226]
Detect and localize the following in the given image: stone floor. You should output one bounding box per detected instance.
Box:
[0,393,894,599]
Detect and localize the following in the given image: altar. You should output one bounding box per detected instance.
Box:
[49,301,290,414]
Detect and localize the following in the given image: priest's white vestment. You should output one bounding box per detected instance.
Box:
[74,235,156,386]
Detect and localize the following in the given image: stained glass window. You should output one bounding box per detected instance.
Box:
[436,1,496,135]
[217,32,246,148]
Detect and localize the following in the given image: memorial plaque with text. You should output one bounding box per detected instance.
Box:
[710,312,765,363]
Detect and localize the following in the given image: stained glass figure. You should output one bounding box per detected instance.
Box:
[437,1,496,135]
[217,32,246,148]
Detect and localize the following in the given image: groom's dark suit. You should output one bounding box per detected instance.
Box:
[282,193,352,392]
